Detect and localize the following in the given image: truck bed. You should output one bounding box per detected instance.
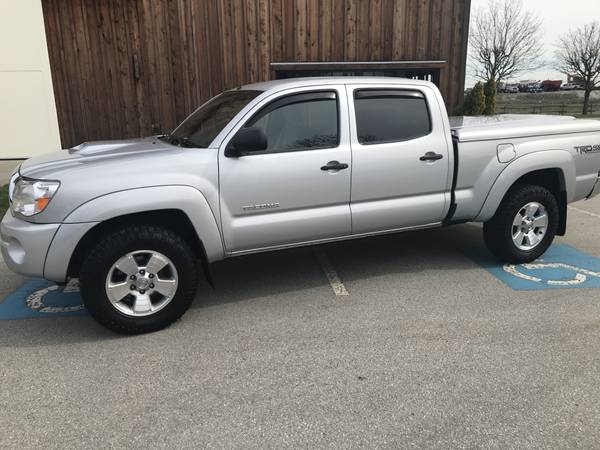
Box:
[448,115,600,224]
[449,115,600,142]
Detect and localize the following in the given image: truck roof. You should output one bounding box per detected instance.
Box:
[239,76,436,92]
[450,114,600,142]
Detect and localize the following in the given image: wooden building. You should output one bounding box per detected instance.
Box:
[42,0,471,149]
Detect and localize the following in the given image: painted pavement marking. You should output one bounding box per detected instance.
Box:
[0,278,86,320]
[475,244,600,291]
[316,251,349,296]
[569,205,600,220]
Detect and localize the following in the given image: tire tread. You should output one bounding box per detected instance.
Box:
[79,224,199,334]
[483,184,559,263]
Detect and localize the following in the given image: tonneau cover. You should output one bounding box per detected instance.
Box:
[450,114,600,143]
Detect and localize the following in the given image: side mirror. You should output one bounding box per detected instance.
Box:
[225,127,268,157]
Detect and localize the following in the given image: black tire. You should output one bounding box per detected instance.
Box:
[79,224,199,334]
[483,184,559,263]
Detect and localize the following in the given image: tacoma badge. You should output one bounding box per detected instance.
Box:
[242,203,280,211]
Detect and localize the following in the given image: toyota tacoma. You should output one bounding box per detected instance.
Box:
[3,77,600,333]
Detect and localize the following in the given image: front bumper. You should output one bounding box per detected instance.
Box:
[0,211,59,278]
[0,211,98,282]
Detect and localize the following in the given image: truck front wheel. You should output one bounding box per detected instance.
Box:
[79,224,199,334]
[483,184,559,263]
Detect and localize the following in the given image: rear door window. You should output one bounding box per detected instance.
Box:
[354,90,431,145]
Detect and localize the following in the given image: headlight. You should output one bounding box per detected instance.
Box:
[11,178,60,217]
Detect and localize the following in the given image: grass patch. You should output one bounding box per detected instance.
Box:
[0,184,8,218]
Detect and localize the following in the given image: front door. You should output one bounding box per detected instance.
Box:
[346,85,452,234]
[218,87,352,254]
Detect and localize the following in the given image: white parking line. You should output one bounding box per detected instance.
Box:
[316,251,349,296]
[569,205,600,220]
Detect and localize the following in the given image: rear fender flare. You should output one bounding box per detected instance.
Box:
[476,150,575,222]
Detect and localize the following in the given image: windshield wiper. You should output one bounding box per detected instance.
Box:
[158,134,176,145]
[158,134,197,148]
[179,137,197,148]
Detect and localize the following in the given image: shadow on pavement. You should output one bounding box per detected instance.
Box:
[197,223,490,307]
[0,224,490,345]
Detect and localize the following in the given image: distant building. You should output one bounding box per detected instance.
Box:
[541,80,563,92]
[568,75,586,86]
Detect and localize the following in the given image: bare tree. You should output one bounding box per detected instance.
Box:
[556,22,600,115]
[469,0,544,86]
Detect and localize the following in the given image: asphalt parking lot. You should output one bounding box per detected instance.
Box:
[2,196,600,449]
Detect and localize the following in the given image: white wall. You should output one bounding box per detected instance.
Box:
[0,0,61,159]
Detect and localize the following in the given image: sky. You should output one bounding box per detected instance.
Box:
[466,0,600,86]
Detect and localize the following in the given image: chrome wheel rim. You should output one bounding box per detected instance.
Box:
[511,202,548,251]
[105,250,178,317]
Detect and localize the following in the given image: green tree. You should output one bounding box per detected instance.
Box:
[472,82,486,115]
[462,82,486,115]
[484,79,497,115]
[460,89,474,115]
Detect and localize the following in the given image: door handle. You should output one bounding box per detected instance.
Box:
[419,152,444,162]
[321,161,349,171]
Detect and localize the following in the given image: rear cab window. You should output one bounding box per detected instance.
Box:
[353,89,432,145]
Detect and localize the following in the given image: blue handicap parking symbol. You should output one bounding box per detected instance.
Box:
[476,244,600,291]
[0,278,86,320]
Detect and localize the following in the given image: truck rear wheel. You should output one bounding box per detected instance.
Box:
[483,184,559,263]
[79,224,199,334]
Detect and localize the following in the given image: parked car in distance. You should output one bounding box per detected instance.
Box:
[3,77,600,334]
[524,82,543,93]
[498,83,519,94]
[561,83,581,91]
[518,81,540,93]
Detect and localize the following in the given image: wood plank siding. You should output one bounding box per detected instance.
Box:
[42,0,471,148]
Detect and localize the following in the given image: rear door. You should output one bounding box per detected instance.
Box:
[218,86,352,254]
[346,84,453,234]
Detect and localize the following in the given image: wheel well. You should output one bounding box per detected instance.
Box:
[67,209,210,279]
[512,168,568,236]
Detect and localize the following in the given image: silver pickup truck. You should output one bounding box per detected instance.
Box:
[3,77,600,333]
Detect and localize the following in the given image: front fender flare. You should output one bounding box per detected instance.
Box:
[475,150,575,222]
[62,185,225,262]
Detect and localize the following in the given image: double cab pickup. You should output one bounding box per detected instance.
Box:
[3,77,600,333]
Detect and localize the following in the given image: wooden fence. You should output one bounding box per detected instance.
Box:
[496,103,595,116]
[42,0,471,148]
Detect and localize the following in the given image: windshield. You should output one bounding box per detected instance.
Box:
[169,90,262,148]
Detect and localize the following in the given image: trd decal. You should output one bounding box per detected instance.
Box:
[575,144,600,155]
